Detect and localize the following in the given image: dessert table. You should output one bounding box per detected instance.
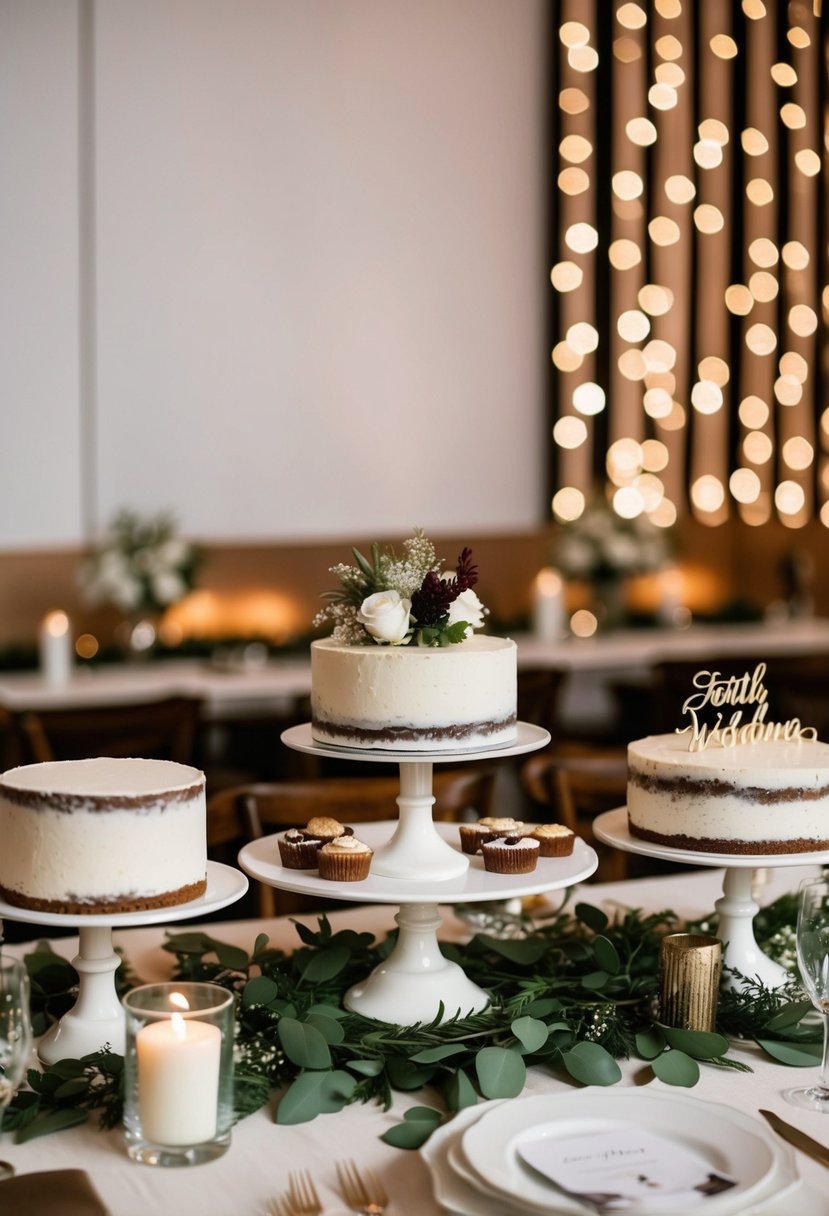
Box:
[2,863,828,1215]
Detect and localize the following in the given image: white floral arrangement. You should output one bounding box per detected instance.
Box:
[314,530,486,646]
[554,504,671,582]
[78,510,200,615]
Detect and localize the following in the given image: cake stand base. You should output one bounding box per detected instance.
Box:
[593,808,828,991]
[344,902,489,1024]
[0,862,248,1063]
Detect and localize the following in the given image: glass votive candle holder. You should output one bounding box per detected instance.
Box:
[658,932,723,1033]
[123,982,234,1167]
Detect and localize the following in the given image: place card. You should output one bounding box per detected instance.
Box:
[518,1126,736,1212]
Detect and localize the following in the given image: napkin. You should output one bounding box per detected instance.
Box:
[0,1168,110,1215]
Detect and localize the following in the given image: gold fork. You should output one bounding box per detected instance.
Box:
[286,1170,323,1216]
[337,1159,388,1215]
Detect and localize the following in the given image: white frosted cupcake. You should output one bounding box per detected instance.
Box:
[459,817,527,854]
[318,834,373,882]
[530,823,575,857]
[481,834,540,874]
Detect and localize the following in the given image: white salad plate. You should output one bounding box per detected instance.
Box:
[421,1090,807,1216]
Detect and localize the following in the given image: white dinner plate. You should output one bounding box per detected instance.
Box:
[459,1088,796,1216]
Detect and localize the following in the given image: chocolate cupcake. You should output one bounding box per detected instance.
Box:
[481,834,540,874]
[530,823,575,857]
[278,829,322,869]
[317,834,373,882]
[458,817,526,855]
[305,816,353,844]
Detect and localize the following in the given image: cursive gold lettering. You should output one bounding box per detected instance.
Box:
[676,662,816,751]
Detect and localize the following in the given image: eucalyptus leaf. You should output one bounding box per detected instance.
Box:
[651,1049,700,1086]
[386,1057,436,1091]
[299,943,351,984]
[661,1027,729,1060]
[46,1059,86,1080]
[305,1013,345,1046]
[755,1037,824,1066]
[593,936,621,975]
[635,1027,666,1060]
[380,1116,440,1150]
[443,1067,478,1112]
[524,998,562,1018]
[252,932,270,956]
[576,903,609,933]
[763,1000,814,1031]
[16,1107,89,1142]
[511,1016,549,1054]
[307,1003,347,1021]
[242,975,281,1009]
[53,1078,90,1101]
[580,970,611,990]
[476,935,547,965]
[212,941,250,971]
[276,1069,356,1125]
[277,1017,332,1070]
[346,1058,385,1077]
[562,1041,622,1086]
[475,1046,526,1098]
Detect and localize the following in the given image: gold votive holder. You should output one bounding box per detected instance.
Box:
[658,933,722,1032]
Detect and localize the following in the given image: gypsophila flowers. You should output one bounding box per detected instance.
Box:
[314,530,487,647]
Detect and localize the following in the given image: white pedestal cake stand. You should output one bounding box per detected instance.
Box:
[239,723,599,1025]
[0,862,248,1063]
[593,807,829,990]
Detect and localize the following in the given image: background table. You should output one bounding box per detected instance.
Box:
[2,863,828,1215]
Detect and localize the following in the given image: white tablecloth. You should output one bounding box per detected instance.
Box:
[2,865,829,1216]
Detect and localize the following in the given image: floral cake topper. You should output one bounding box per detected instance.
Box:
[314,530,486,647]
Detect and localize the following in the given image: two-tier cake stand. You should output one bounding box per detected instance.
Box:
[593,807,829,989]
[0,862,248,1063]
[239,723,599,1025]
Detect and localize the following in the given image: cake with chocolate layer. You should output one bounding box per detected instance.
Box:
[627,733,829,854]
[0,757,207,914]
[310,532,517,752]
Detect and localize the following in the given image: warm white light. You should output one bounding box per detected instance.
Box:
[565,223,599,253]
[641,439,669,471]
[774,376,802,406]
[572,382,606,415]
[643,340,676,372]
[648,216,680,245]
[691,475,726,512]
[789,305,818,337]
[743,431,773,463]
[569,45,599,72]
[780,352,808,383]
[699,118,730,145]
[746,323,777,355]
[618,349,648,380]
[635,473,665,511]
[741,128,768,155]
[725,285,754,315]
[656,63,685,87]
[782,437,814,470]
[566,322,599,354]
[570,609,598,638]
[748,238,779,267]
[771,62,797,87]
[649,83,678,110]
[609,239,642,270]
[746,179,774,206]
[665,174,695,204]
[780,103,806,129]
[698,356,729,386]
[552,342,583,372]
[730,468,761,503]
[710,34,738,59]
[559,168,590,195]
[612,170,644,200]
[560,135,593,164]
[626,117,658,146]
[749,271,778,301]
[638,284,674,315]
[694,204,724,233]
[788,26,810,48]
[795,149,821,177]
[643,387,673,418]
[782,241,810,270]
[775,480,805,515]
[560,88,590,114]
[607,438,644,481]
[551,262,583,292]
[651,497,677,527]
[655,35,682,60]
[552,486,586,521]
[694,140,723,170]
[617,3,647,29]
[691,380,723,414]
[560,21,590,47]
[613,485,645,518]
[553,416,588,449]
[617,310,650,342]
[739,396,769,428]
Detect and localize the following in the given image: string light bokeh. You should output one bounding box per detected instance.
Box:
[550,0,828,530]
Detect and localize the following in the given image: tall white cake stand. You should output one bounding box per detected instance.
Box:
[593,807,829,990]
[0,862,248,1063]
[239,723,599,1025]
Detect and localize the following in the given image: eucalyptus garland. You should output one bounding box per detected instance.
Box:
[1,894,822,1149]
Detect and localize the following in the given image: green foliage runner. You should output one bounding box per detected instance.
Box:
[1,894,821,1147]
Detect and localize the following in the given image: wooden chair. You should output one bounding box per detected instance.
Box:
[10,696,203,766]
[207,765,497,916]
[520,749,630,881]
[517,666,568,738]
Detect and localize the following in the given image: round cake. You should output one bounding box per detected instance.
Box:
[0,757,207,914]
[310,635,517,751]
[627,733,829,854]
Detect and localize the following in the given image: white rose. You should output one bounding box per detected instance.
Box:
[445,585,486,637]
[151,571,186,606]
[357,591,412,644]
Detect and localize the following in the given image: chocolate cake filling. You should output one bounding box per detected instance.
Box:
[628,822,827,855]
[0,877,207,915]
[628,769,829,805]
[311,713,516,744]
[0,780,205,813]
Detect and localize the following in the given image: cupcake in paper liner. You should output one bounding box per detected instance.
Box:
[318,834,373,881]
[481,834,540,874]
[278,829,323,869]
[530,823,575,857]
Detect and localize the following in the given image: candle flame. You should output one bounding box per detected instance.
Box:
[169,991,190,1012]
[536,568,563,594]
[171,1012,187,1040]
[44,610,69,637]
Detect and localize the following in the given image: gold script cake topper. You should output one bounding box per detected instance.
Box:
[677,662,817,752]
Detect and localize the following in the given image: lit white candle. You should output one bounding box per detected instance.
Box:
[136,1008,221,1146]
[38,610,72,686]
[532,568,565,641]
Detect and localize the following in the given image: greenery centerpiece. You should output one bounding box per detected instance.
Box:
[2,893,822,1148]
[78,509,200,619]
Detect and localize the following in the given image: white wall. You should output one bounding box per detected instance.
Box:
[1,0,549,549]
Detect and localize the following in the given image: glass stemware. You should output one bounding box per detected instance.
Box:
[0,958,33,1176]
[786,876,829,1112]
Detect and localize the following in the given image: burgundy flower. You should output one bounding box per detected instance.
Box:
[411,548,478,625]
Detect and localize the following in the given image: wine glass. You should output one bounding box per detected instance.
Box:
[0,958,33,1177]
[786,876,829,1111]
